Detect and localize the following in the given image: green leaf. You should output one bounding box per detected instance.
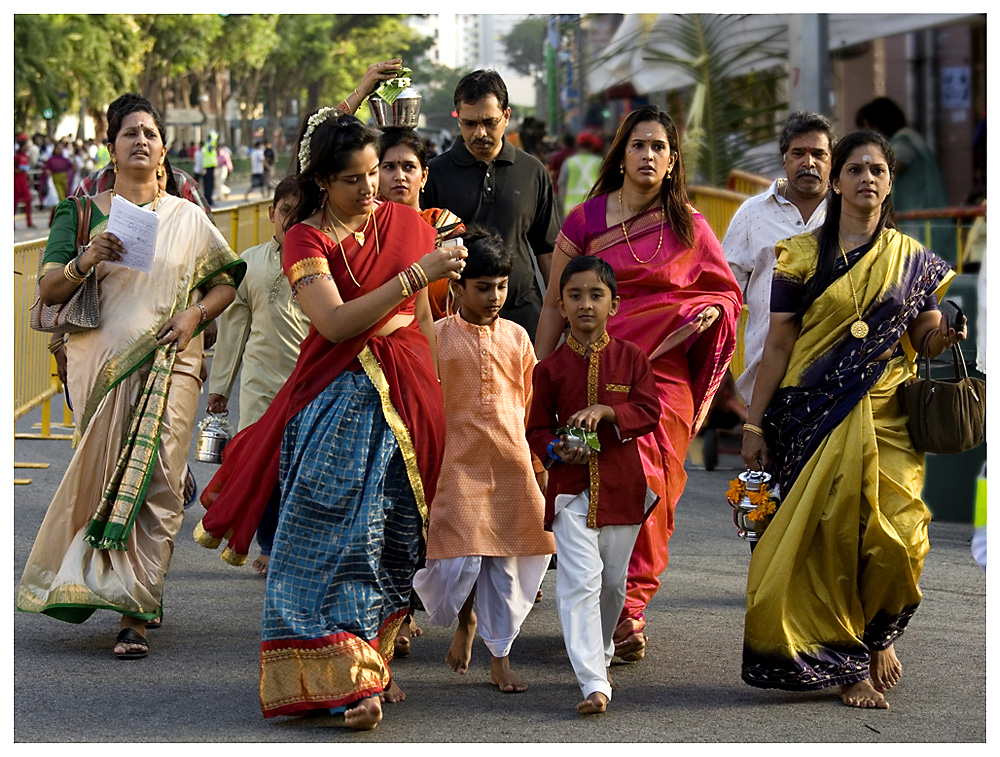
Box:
[556,427,601,452]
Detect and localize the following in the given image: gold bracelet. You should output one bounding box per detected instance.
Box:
[743,423,765,437]
[63,260,86,283]
[48,337,66,354]
[398,272,413,298]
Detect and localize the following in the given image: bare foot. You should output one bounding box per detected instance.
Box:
[395,622,412,657]
[490,656,527,693]
[607,667,616,691]
[446,601,477,674]
[380,680,406,704]
[344,696,382,730]
[576,691,608,715]
[870,645,902,692]
[252,554,269,576]
[839,679,889,709]
[409,617,422,637]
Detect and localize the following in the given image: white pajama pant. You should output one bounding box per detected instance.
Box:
[412,552,551,658]
[552,491,641,701]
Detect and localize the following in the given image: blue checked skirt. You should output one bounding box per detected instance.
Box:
[259,369,422,716]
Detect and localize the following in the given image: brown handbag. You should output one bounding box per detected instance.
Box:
[29,195,100,333]
[900,331,986,454]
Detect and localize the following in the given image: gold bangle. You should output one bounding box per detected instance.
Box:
[63,260,85,283]
[411,262,429,289]
[398,272,412,298]
[48,337,66,354]
[743,423,765,437]
[197,302,208,323]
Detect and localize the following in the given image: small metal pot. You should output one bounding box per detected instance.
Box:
[730,469,775,545]
[196,413,232,464]
[368,87,422,128]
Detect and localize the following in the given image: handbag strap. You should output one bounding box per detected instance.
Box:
[920,327,974,384]
[69,195,93,252]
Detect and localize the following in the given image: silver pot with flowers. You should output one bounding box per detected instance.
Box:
[368,67,421,128]
[725,469,778,548]
[196,412,233,464]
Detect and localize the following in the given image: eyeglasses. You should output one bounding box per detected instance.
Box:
[458,117,504,130]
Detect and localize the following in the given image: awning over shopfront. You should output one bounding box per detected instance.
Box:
[587,14,981,97]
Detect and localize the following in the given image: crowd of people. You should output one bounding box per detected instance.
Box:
[16,59,969,731]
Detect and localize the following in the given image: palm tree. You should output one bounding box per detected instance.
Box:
[588,14,789,185]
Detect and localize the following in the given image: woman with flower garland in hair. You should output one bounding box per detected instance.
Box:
[195,109,467,730]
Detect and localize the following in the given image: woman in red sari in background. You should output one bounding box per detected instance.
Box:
[195,110,467,730]
[535,105,742,662]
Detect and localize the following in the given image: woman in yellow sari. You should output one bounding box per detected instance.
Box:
[16,93,245,659]
[740,130,966,709]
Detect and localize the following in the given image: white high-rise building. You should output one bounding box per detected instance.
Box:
[407,14,537,108]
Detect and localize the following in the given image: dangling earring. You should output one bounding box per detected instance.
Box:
[620,164,625,175]
[156,161,165,179]
[112,156,119,174]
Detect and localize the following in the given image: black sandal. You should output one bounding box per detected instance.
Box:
[114,628,149,660]
[145,612,162,630]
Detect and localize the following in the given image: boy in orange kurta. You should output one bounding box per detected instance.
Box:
[412,231,554,694]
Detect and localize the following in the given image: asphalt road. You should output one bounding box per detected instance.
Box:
[12,356,989,746]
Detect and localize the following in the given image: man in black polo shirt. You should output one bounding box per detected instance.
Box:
[424,69,560,339]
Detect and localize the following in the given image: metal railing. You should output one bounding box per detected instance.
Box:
[13,200,275,481]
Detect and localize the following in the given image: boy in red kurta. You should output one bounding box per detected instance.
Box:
[526,256,660,715]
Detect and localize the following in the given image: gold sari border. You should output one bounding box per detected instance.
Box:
[357,345,429,535]
[260,635,389,715]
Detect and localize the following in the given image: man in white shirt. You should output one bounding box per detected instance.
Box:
[722,111,835,404]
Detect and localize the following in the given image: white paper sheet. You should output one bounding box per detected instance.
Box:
[105,194,159,273]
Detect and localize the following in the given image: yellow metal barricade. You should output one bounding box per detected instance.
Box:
[13,199,275,483]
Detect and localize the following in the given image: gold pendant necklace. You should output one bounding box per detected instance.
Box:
[839,235,869,339]
[619,187,663,264]
[320,204,380,288]
[327,203,372,246]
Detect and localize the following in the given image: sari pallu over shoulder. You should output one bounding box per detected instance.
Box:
[55,196,244,551]
[196,201,444,564]
[556,196,742,434]
[763,229,954,496]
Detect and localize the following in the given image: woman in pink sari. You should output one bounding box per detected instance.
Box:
[535,105,742,661]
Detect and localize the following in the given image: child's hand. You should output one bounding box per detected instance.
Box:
[565,404,615,432]
[554,437,591,465]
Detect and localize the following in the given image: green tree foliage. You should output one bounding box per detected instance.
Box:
[502,15,548,83]
[14,13,433,140]
[14,14,146,134]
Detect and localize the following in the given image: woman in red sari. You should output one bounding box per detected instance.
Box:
[535,105,743,661]
[195,111,467,729]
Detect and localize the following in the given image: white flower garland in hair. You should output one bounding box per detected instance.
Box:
[298,107,337,173]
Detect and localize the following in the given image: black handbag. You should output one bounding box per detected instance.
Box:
[29,196,100,333]
[900,331,986,454]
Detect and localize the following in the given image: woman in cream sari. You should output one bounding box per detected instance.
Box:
[740,131,965,708]
[16,94,245,659]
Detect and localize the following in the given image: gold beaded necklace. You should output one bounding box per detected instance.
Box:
[618,187,663,264]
